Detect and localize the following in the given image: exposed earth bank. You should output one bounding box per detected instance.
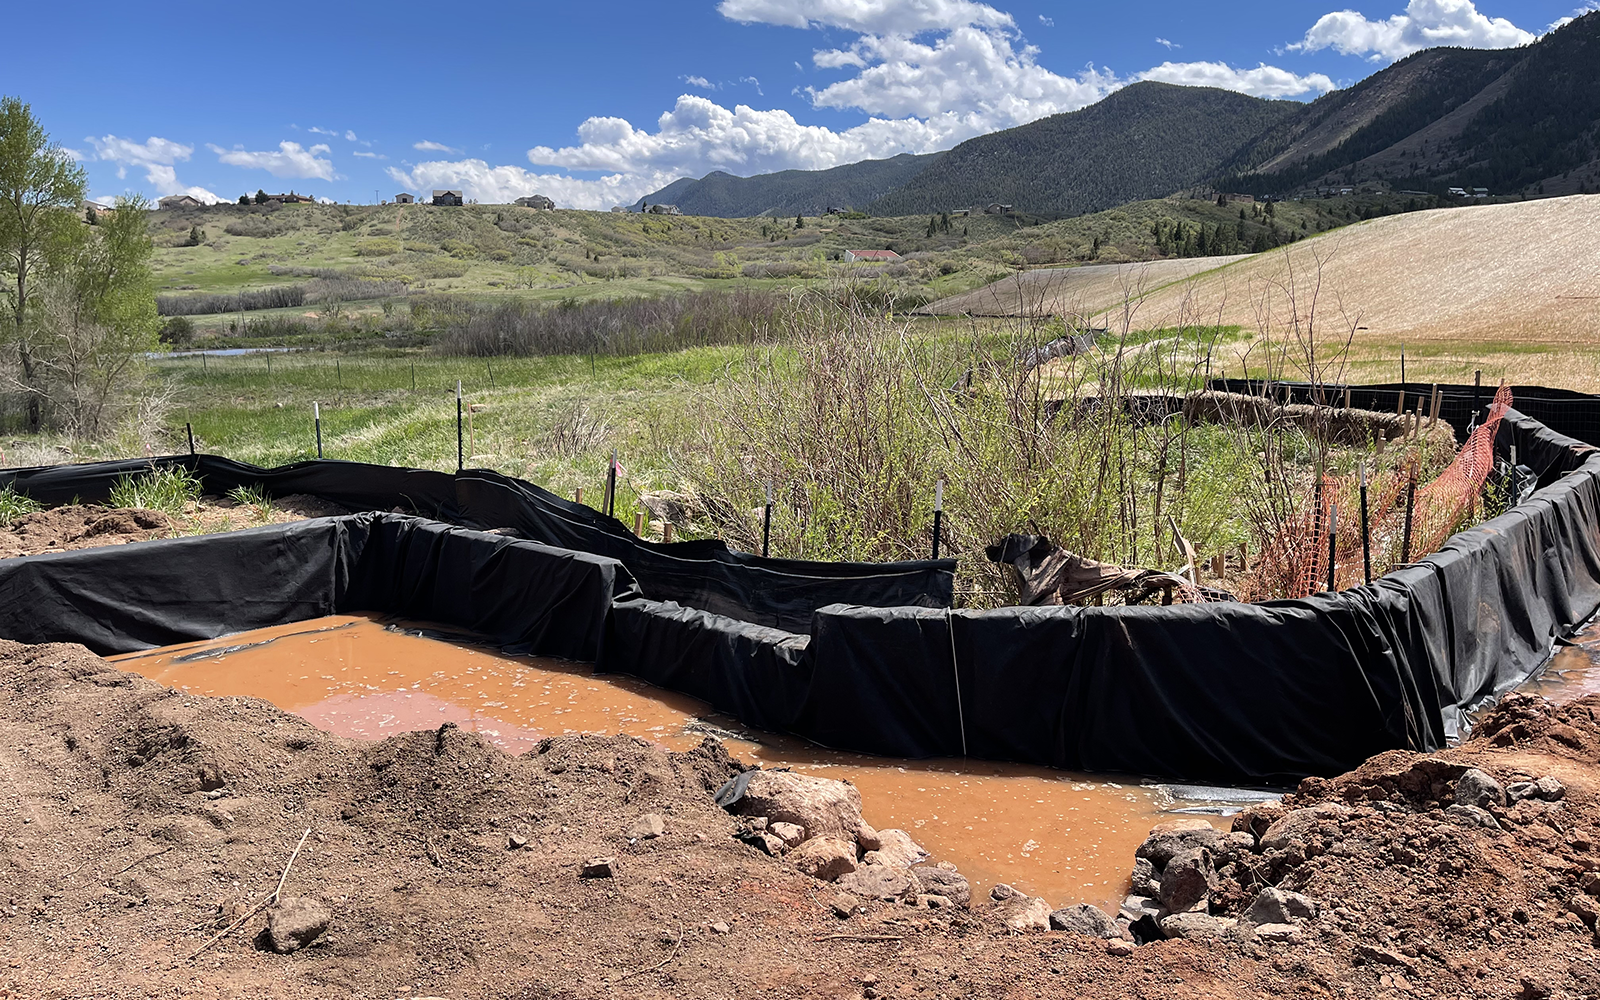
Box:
[0,497,348,560]
[0,639,1597,999]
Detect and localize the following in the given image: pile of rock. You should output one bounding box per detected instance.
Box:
[719,769,970,912]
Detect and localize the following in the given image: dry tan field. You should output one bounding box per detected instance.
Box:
[918,255,1252,318]
[931,196,1600,390]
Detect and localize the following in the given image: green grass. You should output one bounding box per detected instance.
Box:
[107,466,203,515]
[0,485,43,526]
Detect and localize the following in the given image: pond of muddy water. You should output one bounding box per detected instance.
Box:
[111,614,1260,911]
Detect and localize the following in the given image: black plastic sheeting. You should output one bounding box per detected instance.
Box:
[0,455,953,633]
[0,514,626,661]
[2,392,1598,785]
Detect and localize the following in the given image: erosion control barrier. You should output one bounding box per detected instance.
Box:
[2,391,1598,785]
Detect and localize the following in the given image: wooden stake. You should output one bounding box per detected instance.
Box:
[663,522,674,543]
[575,487,583,506]
[1395,390,1405,415]
[1211,553,1225,580]
[634,511,644,536]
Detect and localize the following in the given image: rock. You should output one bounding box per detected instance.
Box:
[1455,768,1505,808]
[1157,847,1214,914]
[1136,818,1224,867]
[863,829,929,868]
[1259,807,1338,853]
[507,833,527,850]
[856,822,882,852]
[1244,887,1318,925]
[769,821,805,847]
[265,897,331,954]
[709,921,730,935]
[1232,802,1286,843]
[1506,781,1538,803]
[916,894,953,909]
[628,814,665,839]
[829,892,860,918]
[1120,894,1160,924]
[581,856,617,878]
[836,865,918,902]
[789,837,858,882]
[1535,776,1566,801]
[1105,939,1136,957]
[1354,943,1418,974]
[728,770,869,843]
[748,832,786,856]
[1158,912,1235,940]
[991,890,1052,932]
[910,865,970,908]
[1445,804,1502,830]
[1130,856,1160,896]
[1568,893,1599,930]
[1254,922,1302,943]
[742,816,769,833]
[1049,904,1121,938]
[1581,872,1600,896]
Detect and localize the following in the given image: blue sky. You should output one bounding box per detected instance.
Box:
[7,0,1590,209]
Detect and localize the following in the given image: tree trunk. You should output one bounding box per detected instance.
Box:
[12,248,39,433]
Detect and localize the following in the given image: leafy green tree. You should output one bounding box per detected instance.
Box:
[254,188,269,205]
[159,315,195,346]
[0,95,88,431]
[187,224,205,246]
[238,194,249,205]
[85,205,98,225]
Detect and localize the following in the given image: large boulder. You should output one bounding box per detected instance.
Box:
[789,837,858,882]
[862,828,929,868]
[726,770,868,842]
[1259,804,1350,853]
[1049,904,1120,938]
[910,864,970,908]
[1136,818,1224,868]
[1157,847,1214,914]
[1158,911,1236,940]
[1243,887,1318,926]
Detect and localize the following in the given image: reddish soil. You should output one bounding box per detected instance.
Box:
[0,640,1597,999]
[0,496,348,560]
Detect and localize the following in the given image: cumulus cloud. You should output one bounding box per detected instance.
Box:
[1137,61,1336,98]
[208,140,337,180]
[1547,2,1600,33]
[413,140,461,153]
[717,0,1013,34]
[683,75,715,88]
[1156,37,1179,49]
[387,160,681,211]
[1038,14,1052,27]
[83,135,220,203]
[1290,0,1536,62]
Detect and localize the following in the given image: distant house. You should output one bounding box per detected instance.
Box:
[1220,193,1255,204]
[432,189,465,206]
[949,208,970,217]
[1447,187,1468,197]
[610,205,628,213]
[983,203,1013,215]
[514,195,555,210]
[394,192,415,204]
[844,249,900,263]
[1472,188,1490,198]
[646,203,681,215]
[262,191,315,204]
[825,206,847,215]
[158,194,204,210]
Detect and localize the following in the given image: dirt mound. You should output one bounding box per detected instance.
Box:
[0,495,349,560]
[4,638,1600,998]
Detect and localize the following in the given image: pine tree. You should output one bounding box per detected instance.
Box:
[794,214,804,229]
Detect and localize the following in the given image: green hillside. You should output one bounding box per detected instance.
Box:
[631,153,942,217]
[866,83,1302,217]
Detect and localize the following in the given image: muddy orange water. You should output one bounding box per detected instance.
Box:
[111,614,1240,910]
[1524,620,1600,704]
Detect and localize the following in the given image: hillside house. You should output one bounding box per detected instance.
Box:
[983,203,1013,215]
[157,194,204,210]
[1447,187,1468,197]
[432,189,465,206]
[646,203,681,215]
[844,249,900,263]
[515,195,555,210]
[262,192,315,204]
[1472,188,1490,198]
[949,208,970,217]
[394,193,415,204]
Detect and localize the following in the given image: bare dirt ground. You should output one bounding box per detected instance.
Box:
[0,496,348,560]
[1,637,1598,999]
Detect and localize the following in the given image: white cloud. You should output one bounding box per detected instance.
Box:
[808,27,1117,123]
[83,135,220,203]
[1547,3,1600,32]
[717,0,1013,34]
[1156,37,1179,49]
[352,150,387,159]
[1290,0,1536,62]
[1038,14,1052,27]
[387,159,680,211]
[344,130,358,142]
[683,75,715,88]
[413,140,462,153]
[1137,61,1336,98]
[208,140,337,181]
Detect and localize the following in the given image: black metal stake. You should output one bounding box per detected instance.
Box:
[1327,502,1338,592]
[411,363,416,391]
[931,479,945,560]
[201,352,207,375]
[1400,344,1406,387]
[336,359,342,390]
[314,402,323,459]
[1359,464,1372,585]
[186,422,195,456]
[455,381,464,472]
[1401,466,1417,564]
[762,482,773,558]
[1508,445,1519,513]
[486,359,494,388]
[605,449,618,518]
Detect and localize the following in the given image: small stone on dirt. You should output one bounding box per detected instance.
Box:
[508,833,528,850]
[1244,887,1318,925]
[265,896,331,954]
[829,892,860,918]
[710,921,730,935]
[628,813,665,839]
[769,821,804,847]
[863,828,929,868]
[1444,803,1501,830]
[990,884,1052,932]
[1157,912,1235,940]
[836,864,918,902]
[1455,768,1505,808]
[911,865,970,908]
[1105,939,1136,957]
[725,770,868,843]
[1049,904,1120,938]
[1157,847,1214,914]
[789,836,858,882]
[581,856,617,878]
[1535,776,1565,800]
[1254,922,1302,943]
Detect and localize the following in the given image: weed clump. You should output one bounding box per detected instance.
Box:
[108,466,203,515]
